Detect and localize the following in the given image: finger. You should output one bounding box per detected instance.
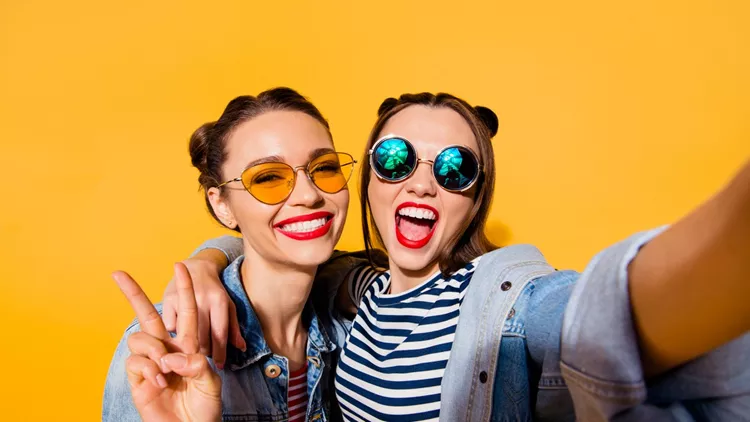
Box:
[210,303,228,370]
[162,286,178,332]
[174,262,199,351]
[126,355,168,390]
[162,353,221,399]
[113,271,169,340]
[162,353,221,394]
[198,304,211,357]
[228,300,247,352]
[127,332,171,373]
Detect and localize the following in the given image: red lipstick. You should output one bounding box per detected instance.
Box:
[274,211,333,241]
[394,202,439,249]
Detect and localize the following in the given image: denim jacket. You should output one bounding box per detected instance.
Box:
[103,255,358,422]
[441,229,750,421]
[191,232,750,421]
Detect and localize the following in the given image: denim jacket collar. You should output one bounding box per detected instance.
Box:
[221,256,336,371]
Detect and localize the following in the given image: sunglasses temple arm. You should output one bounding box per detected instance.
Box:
[217,177,243,188]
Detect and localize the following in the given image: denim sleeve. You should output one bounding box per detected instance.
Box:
[102,318,148,422]
[190,235,243,263]
[524,270,578,421]
[559,228,750,421]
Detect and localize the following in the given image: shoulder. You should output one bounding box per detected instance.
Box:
[361,270,389,297]
[525,271,579,325]
[529,270,579,298]
[523,271,579,352]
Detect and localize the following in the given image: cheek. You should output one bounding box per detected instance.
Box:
[229,192,275,231]
[331,189,349,211]
[441,194,474,229]
[367,180,396,220]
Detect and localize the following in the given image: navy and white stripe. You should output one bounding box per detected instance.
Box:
[336,259,480,421]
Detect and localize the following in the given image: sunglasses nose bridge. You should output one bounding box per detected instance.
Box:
[287,165,309,188]
[416,158,434,167]
[269,165,303,196]
[283,165,325,204]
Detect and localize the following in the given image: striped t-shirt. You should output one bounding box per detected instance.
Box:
[288,364,307,422]
[335,259,479,421]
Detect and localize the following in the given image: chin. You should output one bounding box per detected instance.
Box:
[286,244,336,267]
[387,242,439,273]
[274,223,340,268]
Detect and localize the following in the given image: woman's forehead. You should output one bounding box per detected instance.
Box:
[226,110,333,167]
[379,105,479,154]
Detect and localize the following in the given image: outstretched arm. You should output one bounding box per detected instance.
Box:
[629,160,750,376]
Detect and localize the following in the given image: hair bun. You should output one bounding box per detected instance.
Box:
[188,121,216,172]
[377,97,399,116]
[475,106,499,138]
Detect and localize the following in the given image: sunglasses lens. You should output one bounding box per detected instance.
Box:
[371,138,417,181]
[309,152,355,193]
[433,146,479,191]
[241,162,295,204]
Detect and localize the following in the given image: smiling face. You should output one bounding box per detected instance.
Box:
[207,110,349,269]
[366,105,479,275]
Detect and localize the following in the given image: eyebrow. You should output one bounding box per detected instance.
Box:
[308,147,336,160]
[242,147,336,170]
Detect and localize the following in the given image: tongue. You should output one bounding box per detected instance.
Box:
[397,216,432,241]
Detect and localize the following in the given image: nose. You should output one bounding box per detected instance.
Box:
[286,168,324,207]
[404,160,438,198]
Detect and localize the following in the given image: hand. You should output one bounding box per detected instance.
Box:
[162,251,245,370]
[113,263,222,422]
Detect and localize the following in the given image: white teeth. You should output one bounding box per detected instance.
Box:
[280,217,327,233]
[397,207,436,221]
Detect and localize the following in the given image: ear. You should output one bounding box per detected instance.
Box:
[377,97,399,116]
[475,106,499,138]
[207,187,238,230]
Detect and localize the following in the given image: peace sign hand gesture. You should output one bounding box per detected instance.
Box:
[113,263,222,422]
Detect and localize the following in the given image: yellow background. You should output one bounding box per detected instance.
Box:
[1,0,748,419]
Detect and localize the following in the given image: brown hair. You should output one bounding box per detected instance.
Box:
[360,93,500,277]
[189,87,331,232]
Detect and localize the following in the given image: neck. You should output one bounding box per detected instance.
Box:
[240,241,317,368]
[387,258,441,295]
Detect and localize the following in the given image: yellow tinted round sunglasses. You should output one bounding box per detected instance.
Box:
[217,152,356,205]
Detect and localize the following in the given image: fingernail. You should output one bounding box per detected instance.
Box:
[216,362,225,370]
[156,373,168,388]
[158,358,170,373]
[162,353,188,369]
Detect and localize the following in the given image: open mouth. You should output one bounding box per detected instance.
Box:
[394,202,439,249]
[274,211,334,241]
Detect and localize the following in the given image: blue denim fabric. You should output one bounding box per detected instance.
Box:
[443,229,749,421]
[504,270,580,422]
[103,256,352,422]
[560,229,750,421]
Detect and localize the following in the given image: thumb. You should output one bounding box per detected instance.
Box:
[161,353,221,390]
